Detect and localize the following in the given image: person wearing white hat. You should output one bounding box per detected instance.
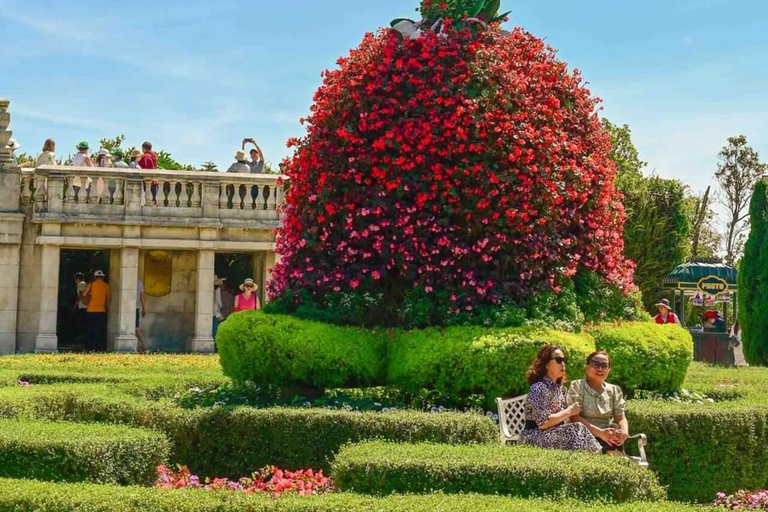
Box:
[96,148,113,168]
[226,150,251,174]
[233,277,259,313]
[6,138,20,165]
[84,270,110,351]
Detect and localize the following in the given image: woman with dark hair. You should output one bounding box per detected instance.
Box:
[567,351,629,454]
[519,345,601,452]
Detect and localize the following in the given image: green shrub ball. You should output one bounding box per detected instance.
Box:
[216,311,389,389]
[590,322,693,395]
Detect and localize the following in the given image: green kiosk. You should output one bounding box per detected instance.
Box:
[662,259,738,365]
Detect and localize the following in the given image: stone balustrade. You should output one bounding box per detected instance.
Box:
[21,166,286,226]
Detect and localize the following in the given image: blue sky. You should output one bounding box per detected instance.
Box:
[2,0,767,204]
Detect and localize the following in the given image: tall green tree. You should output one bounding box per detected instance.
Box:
[738,180,768,365]
[688,186,722,259]
[715,135,767,265]
[603,119,691,310]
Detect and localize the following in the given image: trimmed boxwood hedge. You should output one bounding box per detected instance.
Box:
[0,386,496,477]
[0,419,168,485]
[331,441,665,503]
[0,478,714,512]
[217,311,389,389]
[627,400,768,503]
[590,322,693,395]
[387,326,595,406]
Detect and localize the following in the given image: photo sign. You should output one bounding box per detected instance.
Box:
[697,276,729,296]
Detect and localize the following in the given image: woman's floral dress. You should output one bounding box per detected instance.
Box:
[519,377,601,452]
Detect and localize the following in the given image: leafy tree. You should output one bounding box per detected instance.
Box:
[738,180,768,365]
[200,161,219,173]
[688,186,722,259]
[715,135,767,265]
[602,119,645,179]
[604,120,691,310]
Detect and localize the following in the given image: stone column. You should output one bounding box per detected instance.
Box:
[190,249,215,353]
[0,240,21,353]
[0,98,24,353]
[263,250,280,304]
[35,244,60,353]
[113,247,139,352]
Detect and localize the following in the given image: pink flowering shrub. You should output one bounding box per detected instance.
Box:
[155,465,336,497]
[268,0,636,327]
[715,490,768,510]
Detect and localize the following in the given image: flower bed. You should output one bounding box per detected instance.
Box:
[714,489,768,510]
[156,465,335,497]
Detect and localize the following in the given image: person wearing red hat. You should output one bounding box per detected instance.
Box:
[703,310,726,332]
[654,299,682,326]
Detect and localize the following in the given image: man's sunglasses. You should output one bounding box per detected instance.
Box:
[550,356,567,364]
[589,360,611,370]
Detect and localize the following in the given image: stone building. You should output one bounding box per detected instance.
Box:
[0,98,284,353]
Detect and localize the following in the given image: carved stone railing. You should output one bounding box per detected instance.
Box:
[20,166,287,226]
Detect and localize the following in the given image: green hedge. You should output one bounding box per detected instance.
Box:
[387,326,595,406]
[217,311,389,389]
[0,419,168,485]
[628,400,768,502]
[0,478,715,512]
[331,441,665,503]
[590,322,693,395]
[0,386,496,477]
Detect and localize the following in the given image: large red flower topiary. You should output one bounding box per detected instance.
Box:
[270,1,634,321]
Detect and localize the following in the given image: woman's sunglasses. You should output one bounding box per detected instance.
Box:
[589,360,611,370]
[244,284,254,289]
[550,356,567,364]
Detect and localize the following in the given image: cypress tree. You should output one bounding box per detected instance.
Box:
[739,179,768,364]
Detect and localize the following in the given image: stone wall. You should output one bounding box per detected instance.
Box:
[138,250,197,352]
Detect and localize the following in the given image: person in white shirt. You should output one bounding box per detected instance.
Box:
[136,279,147,353]
[74,273,88,345]
[36,138,57,166]
[729,322,749,367]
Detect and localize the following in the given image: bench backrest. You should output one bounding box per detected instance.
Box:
[495,394,527,443]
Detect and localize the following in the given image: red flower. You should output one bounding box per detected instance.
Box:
[269,25,634,312]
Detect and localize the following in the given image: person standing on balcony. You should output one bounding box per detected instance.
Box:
[6,138,20,165]
[112,149,129,168]
[96,149,113,168]
[242,138,265,174]
[138,142,159,203]
[227,150,251,173]
[129,149,142,169]
[233,278,259,312]
[36,138,57,166]
[84,270,110,352]
[72,141,93,167]
[138,141,158,169]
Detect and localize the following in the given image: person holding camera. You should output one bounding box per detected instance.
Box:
[242,138,265,174]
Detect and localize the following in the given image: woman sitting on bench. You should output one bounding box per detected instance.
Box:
[566,350,629,454]
[519,345,601,453]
